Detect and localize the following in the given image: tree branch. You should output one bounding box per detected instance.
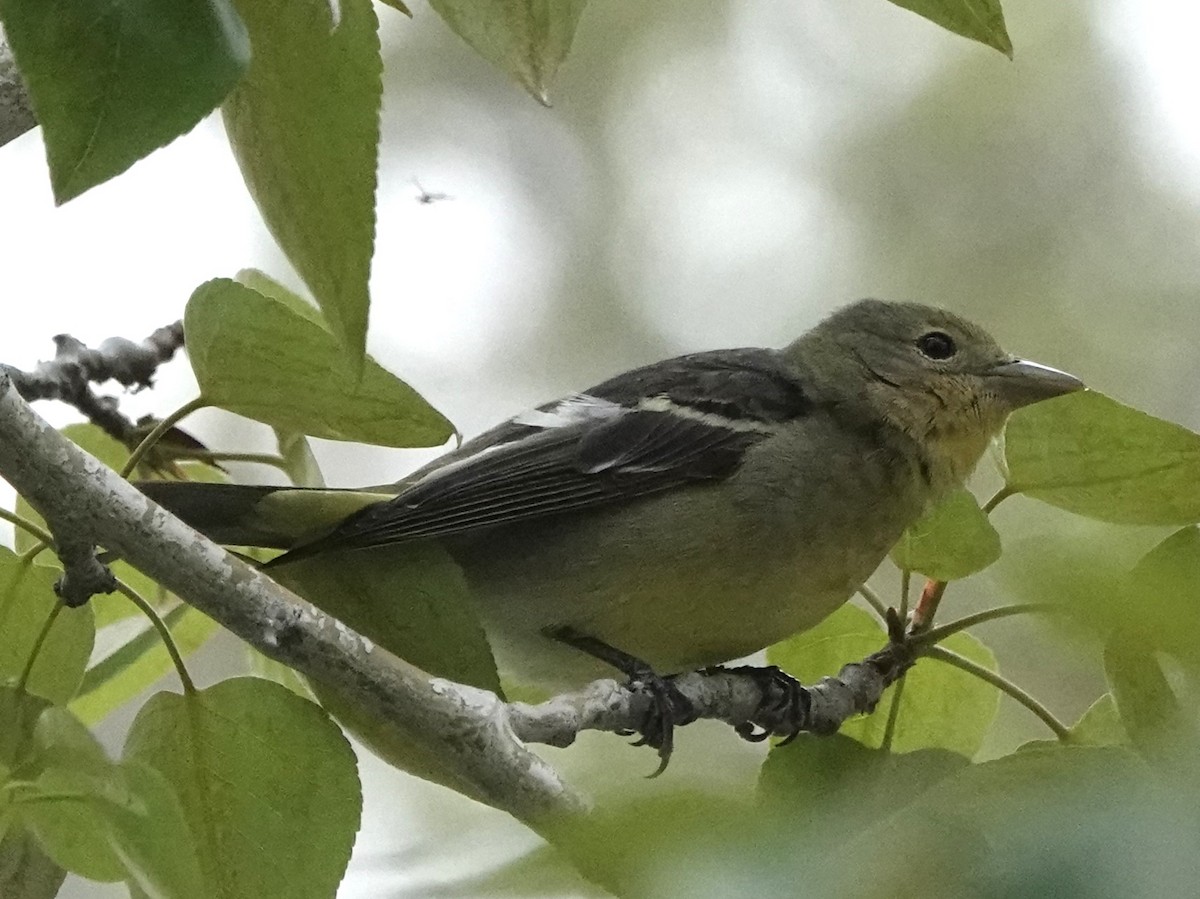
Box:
[0,28,36,148]
[0,370,585,823]
[1,321,185,445]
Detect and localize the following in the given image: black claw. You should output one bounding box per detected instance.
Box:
[711,663,812,743]
[547,626,695,773]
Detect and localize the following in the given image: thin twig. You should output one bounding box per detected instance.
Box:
[2,321,185,445]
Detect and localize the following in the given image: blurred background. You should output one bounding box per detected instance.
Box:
[1,0,1198,894]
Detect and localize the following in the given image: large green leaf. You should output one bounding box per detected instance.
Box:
[123,678,360,899]
[429,0,588,103]
[0,549,94,705]
[890,488,1001,581]
[186,278,455,447]
[0,0,248,203]
[886,0,1012,58]
[1005,391,1200,525]
[222,0,381,365]
[767,604,999,756]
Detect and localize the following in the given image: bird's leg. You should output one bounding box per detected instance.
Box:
[546,626,696,776]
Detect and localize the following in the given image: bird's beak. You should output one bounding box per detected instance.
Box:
[985,358,1086,409]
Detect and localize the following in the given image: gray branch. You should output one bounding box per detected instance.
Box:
[506,645,912,751]
[0,371,584,823]
[2,321,185,445]
[0,28,36,148]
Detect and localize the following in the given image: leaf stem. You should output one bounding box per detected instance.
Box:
[880,676,907,752]
[0,507,54,547]
[171,450,290,472]
[115,579,195,694]
[913,603,1058,646]
[924,644,1069,741]
[857,583,889,622]
[15,601,63,693]
[120,396,209,478]
[982,484,1015,515]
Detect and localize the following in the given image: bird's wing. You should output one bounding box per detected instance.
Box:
[272,348,811,562]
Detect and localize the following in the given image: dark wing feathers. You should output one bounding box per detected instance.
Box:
[586,348,811,422]
[271,349,810,562]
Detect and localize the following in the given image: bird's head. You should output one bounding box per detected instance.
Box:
[792,299,1085,493]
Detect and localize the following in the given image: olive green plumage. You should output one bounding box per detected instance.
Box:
[140,299,1083,689]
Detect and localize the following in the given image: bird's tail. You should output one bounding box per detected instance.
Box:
[135,481,389,550]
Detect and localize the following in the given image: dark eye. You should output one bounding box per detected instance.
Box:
[917,331,957,360]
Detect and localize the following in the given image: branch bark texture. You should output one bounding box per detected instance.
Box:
[0,29,35,148]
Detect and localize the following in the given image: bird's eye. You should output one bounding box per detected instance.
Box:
[917,331,957,360]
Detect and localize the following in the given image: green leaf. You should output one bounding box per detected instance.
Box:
[20,710,127,882]
[123,678,360,898]
[71,606,219,726]
[760,734,969,836]
[186,278,455,447]
[1005,391,1200,525]
[1104,636,1197,773]
[377,0,412,15]
[886,0,1012,58]
[222,0,381,365]
[428,0,587,103]
[890,489,1001,581]
[0,0,249,203]
[0,830,66,899]
[767,605,999,756]
[0,549,94,705]
[7,705,205,896]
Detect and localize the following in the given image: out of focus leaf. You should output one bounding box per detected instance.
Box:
[428,0,587,103]
[124,679,359,898]
[891,488,1001,581]
[767,605,999,756]
[886,0,1012,58]
[1005,391,1200,525]
[0,829,66,899]
[186,278,454,447]
[1104,637,1199,779]
[0,0,249,202]
[223,0,381,365]
[760,734,968,838]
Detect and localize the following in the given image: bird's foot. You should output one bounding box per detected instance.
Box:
[548,626,695,776]
[700,664,815,744]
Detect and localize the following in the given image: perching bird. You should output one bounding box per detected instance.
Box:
[141,299,1082,716]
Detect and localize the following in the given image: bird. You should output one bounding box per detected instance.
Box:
[139,299,1083,756]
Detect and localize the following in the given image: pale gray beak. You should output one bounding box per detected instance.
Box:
[985,358,1085,409]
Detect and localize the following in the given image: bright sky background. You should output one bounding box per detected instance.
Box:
[2,0,1198,895]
